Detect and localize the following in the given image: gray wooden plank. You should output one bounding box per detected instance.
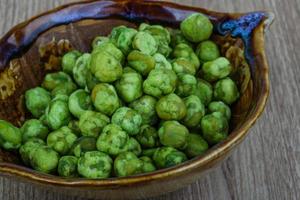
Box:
[0,0,299,200]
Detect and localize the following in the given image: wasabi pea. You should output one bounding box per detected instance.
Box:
[175,73,197,97]
[72,53,91,88]
[182,95,205,128]
[42,72,74,91]
[132,31,158,55]
[92,36,109,49]
[62,50,82,74]
[172,43,200,70]
[25,87,51,118]
[140,156,156,173]
[30,146,59,173]
[127,50,156,76]
[136,125,159,148]
[208,101,231,120]
[193,79,213,106]
[153,147,187,169]
[92,41,124,63]
[196,40,220,62]
[110,26,137,55]
[69,136,97,157]
[19,138,45,166]
[153,53,172,70]
[21,119,49,143]
[58,156,78,177]
[114,152,143,177]
[125,137,142,156]
[0,120,22,150]
[172,58,196,75]
[185,134,208,158]
[51,82,77,97]
[68,89,93,118]
[214,78,240,105]
[202,57,232,82]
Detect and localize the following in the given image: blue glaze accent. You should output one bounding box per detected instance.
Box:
[217,12,265,65]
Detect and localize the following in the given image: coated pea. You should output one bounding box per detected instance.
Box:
[182,95,205,128]
[136,125,159,148]
[140,156,156,173]
[208,101,231,120]
[25,87,51,118]
[185,134,208,158]
[175,73,197,97]
[132,31,158,55]
[127,50,156,76]
[19,138,45,166]
[42,72,74,91]
[62,50,82,74]
[153,147,187,169]
[68,89,93,119]
[114,152,143,177]
[58,156,78,177]
[201,57,232,82]
[72,53,92,88]
[193,79,213,106]
[172,43,200,71]
[0,120,22,150]
[69,136,97,157]
[153,53,172,70]
[196,40,220,62]
[214,78,240,105]
[172,58,196,75]
[21,119,49,143]
[110,26,138,55]
[30,146,59,173]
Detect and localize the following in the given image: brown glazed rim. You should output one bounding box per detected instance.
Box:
[0,0,271,188]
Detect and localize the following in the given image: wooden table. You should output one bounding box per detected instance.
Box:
[0,0,299,199]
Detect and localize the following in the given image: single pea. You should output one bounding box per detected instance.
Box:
[91,83,120,116]
[127,50,156,76]
[182,95,206,128]
[208,101,231,120]
[153,147,187,169]
[79,111,110,138]
[156,93,187,121]
[185,134,209,158]
[21,119,49,143]
[125,137,142,156]
[45,98,71,130]
[169,28,193,48]
[158,121,189,150]
[111,107,143,136]
[129,95,158,125]
[25,87,51,118]
[139,156,156,173]
[214,78,240,105]
[172,58,196,76]
[141,148,158,158]
[110,26,137,55]
[193,79,213,106]
[0,120,22,150]
[68,89,93,119]
[72,53,92,88]
[180,13,213,42]
[132,31,158,55]
[69,136,97,157]
[58,156,78,177]
[47,126,78,155]
[172,43,200,71]
[92,41,124,63]
[86,71,100,92]
[68,120,81,136]
[30,146,60,173]
[123,66,137,73]
[92,36,109,50]
[153,53,172,70]
[140,24,172,57]
[19,138,45,166]
[196,40,220,62]
[51,82,77,97]
[201,57,232,82]
[62,50,82,74]
[175,73,197,98]
[136,125,159,148]
[42,72,74,91]
[201,112,229,144]
[96,124,129,156]
[90,51,123,83]
[114,152,143,177]
[115,71,143,103]
[143,68,177,98]
[77,151,112,179]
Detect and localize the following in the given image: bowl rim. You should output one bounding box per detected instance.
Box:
[0,0,271,188]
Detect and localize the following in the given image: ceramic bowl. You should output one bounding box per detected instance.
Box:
[0,0,273,199]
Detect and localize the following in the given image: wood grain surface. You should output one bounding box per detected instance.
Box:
[0,0,299,200]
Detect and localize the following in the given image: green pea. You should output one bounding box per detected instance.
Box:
[175,73,197,97]
[0,120,22,150]
[91,83,120,116]
[125,137,142,156]
[45,98,71,130]
[185,134,208,158]
[156,93,186,121]
[201,57,232,82]
[25,87,51,118]
[114,152,143,177]
[139,156,156,173]
[96,124,129,156]
[214,78,240,105]
[208,101,231,120]
[21,119,49,143]
[143,68,177,98]
[42,72,74,91]
[172,58,196,76]
[127,50,156,76]
[92,36,109,50]
[115,71,143,103]
[73,53,92,88]
[68,89,93,119]
[58,156,78,177]
[196,40,220,62]
[193,79,213,106]
[182,95,205,128]
[47,126,78,155]
[153,53,172,70]
[30,146,59,173]
[62,50,82,74]
[158,121,189,150]
[172,43,200,71]
[92,41,124,63]
[19,138,45,166]
[129,95,158,125]
[132,31,158,55]
[153,147,187,169]
[201,112,228,144]
[111,107,143,136]
[79,111,110,138]
[180,13,213,42]
[69,136,97,157]
[136,125,159,148]
[51,82,77,97]
[78,151,112,179]
[110,26,137,55]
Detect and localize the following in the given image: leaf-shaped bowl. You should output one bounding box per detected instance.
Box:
[0,0,273,199]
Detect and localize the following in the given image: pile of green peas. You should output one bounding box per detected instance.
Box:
[0,13,240,179]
